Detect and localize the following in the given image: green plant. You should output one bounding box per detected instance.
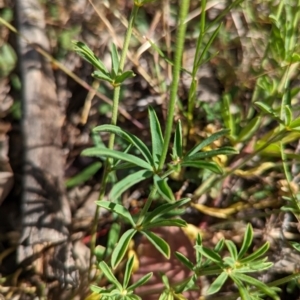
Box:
[90,256,152,300]
[71,0,300,299]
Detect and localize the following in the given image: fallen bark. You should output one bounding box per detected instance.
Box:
[15,0,78,287]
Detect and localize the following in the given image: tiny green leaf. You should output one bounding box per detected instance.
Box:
[181,160,223,174]
[174,275,197,293]
[186,129,230,157]
[94,245,106,262]
[142,230,170,258]
[195,246,223,264]
[255,101,277,117]
[73,41,108,73]
[161,274,170,288]
[110,170,153,201]
[111,229,137,269]
[225,240,238,261]
[123,256,134,288]
[93,70,113,82]
[143,198,190,225]
[175,252,194,270]
[144,218,187,229]
[238,223,253,259]
[237,116,262,142]
[90,284,104,293]
[290,116,300,129]
[214,238,225,252]
[65,161,102,188]
[148,106,164,168]
[237,273,280,299]
[111,43,120,77]
[290,241,300,252]
[222,94,236,138]
[154,175,175,203]
[229,274,250,300]
[106,223,121,258]
[99,261,122,289]
[93,124,153,165]
[239,242,269,264]
[206,272,228,295]
[186,147,238,160]
[196,22,222,67]
[115,70,136,84]
[284,105,292,126]
[82,147,153,171]
[128,272,153,291]
[173,120,183,158]
[95,201,135,226]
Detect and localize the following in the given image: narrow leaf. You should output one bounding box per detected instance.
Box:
[90,285,104,294]
[95,201,135,226]
[111,43,120,76]
[128,273,153,291]
[173,120,183,158]
[254,101,274,115]
[144,218,187,229]
[238,224,253,259]
[115,70,136,84]
[196,22,222,67]
[93,70,112,82]
[284,105,292,126]
[290,116,300,128]
[186,147,238,160]
[225,240,238,260]
[73,41,108,73]
[174,275,197,293]
[175,252,194,270]
[206,272,228,295]
[237,273,279,299]
[143,198,190,224]
[65,162,102,188]
[237,116,262,142]
[93,125,153,165]
[186,129,230,157]
[230,274,251,300]
[181,160,223,174]
[239,242,270,264]
[154,175,175,203]
[99,261,122,289]
[106,223,121,258]
[111,229,136,269]
[142,230,170,258]
[109,170,153,201]
[82,147,153,171]
[123,256,134,288]
[214,239,225,252]
[222,94,236,138]
[195,246,222,264]
[148,106,164,168]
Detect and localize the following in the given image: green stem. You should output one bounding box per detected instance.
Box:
[158,0,190,171]
[187,0,206,127]
[109,4,139,145]
[88,4,139,275]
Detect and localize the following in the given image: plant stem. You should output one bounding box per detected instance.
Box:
[158,0,190,171]
[88,3,139,275]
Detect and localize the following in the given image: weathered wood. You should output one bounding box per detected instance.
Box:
[15,0,78,287]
